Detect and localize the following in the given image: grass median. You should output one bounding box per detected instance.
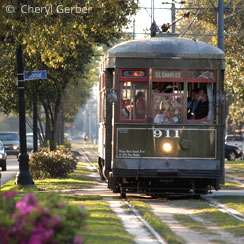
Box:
[129,200,186,244]
[172,199,244,237]
[0,161,98,192]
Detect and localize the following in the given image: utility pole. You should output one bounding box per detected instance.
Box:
[15,0,34,185]
[33,82,38,152]
[133,19,135,40]
[171,1,176,33]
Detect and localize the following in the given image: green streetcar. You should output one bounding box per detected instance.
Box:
[98,36,225,197]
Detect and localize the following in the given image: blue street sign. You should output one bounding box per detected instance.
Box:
[24,70,47,80]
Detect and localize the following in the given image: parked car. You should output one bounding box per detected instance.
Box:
[26,133,40,151]
[225,144,242,161]
[0,132,19,155]
[0,140,7,171]
[225,135,244,153]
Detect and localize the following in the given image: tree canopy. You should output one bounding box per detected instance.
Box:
[0,0,138,148]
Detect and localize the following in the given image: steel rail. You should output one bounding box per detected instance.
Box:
[80,147,168,244]
[124,199,167,244]
[78,147,99,173]
[202,197,244,222]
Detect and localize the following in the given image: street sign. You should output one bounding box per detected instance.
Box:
[24,70,47,80]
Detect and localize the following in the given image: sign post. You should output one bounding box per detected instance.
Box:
[24,71,47,152]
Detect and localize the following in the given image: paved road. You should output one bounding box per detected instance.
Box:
[0,155,19,187]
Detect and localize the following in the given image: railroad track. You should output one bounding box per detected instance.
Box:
[78,146,167,244]
[202,196,244,222]
[77,145,244,244]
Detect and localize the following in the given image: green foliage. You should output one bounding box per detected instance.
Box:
[29,148,77,179]
[0,0,138,147]
[0,191,87,244]
[57,140,72,151]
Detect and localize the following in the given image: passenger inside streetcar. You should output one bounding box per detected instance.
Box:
[194,88,209,120]
[120,99,130,120]
[135,91,146,120]
[187,89,199,119]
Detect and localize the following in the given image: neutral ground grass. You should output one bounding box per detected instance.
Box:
[220,181,244,190]
[0,178,21,191]
[172,199,244,237]
[129,200,186,244]
[174,214,217,236]
[225,160,244,178]
[213,196,244,214]
[62,195,135,244]
[0,161,98,192]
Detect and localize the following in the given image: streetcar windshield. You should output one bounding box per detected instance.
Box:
[153,93,183,124]
[152,69,216,124]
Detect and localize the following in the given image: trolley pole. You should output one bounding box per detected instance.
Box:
[217,0,224,51]
[171,1,176,33]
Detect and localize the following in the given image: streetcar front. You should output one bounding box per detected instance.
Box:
[99,37,225,196]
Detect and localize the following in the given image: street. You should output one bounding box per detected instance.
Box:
[0,155,19,186]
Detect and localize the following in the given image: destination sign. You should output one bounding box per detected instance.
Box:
[153,69,183,82]
[188,69,216,82]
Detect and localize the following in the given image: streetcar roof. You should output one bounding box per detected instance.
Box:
[106,37,225,60]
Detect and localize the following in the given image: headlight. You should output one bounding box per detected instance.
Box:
[13,145,19,150]
[161,140,174,154]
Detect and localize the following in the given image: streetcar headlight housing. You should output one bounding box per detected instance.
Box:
[161,140,174,154]
[13,145,19,150]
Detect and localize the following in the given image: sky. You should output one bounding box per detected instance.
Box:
[127,0,175,39]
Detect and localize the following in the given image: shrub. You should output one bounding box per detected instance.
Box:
[0,191,87,244]
[29,149,77,179]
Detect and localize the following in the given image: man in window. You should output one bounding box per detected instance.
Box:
[194,89,209,120]
[187,89,199,119]
[135,92,146,120]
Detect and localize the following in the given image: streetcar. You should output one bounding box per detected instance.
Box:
[98,36,225,197]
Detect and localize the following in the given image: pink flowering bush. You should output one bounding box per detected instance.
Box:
[0,191,87,244]
[29,148,77,179]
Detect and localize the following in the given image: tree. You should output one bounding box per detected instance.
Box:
[0,0,138,149]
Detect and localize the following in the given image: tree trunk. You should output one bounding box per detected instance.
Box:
[43,103,51,148]
[59,102,64,145]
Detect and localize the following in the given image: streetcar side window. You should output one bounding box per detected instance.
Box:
[187,69,216,123]
[120,81,148,121]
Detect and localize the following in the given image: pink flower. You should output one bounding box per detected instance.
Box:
[35,206,41,213]
[59,201,66,207]
[74,236,83,244]
[28,234,42,244]
[23,193,38,205]
[80,204,85,209]
[16,201,33,214]
[2,191,16,200]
